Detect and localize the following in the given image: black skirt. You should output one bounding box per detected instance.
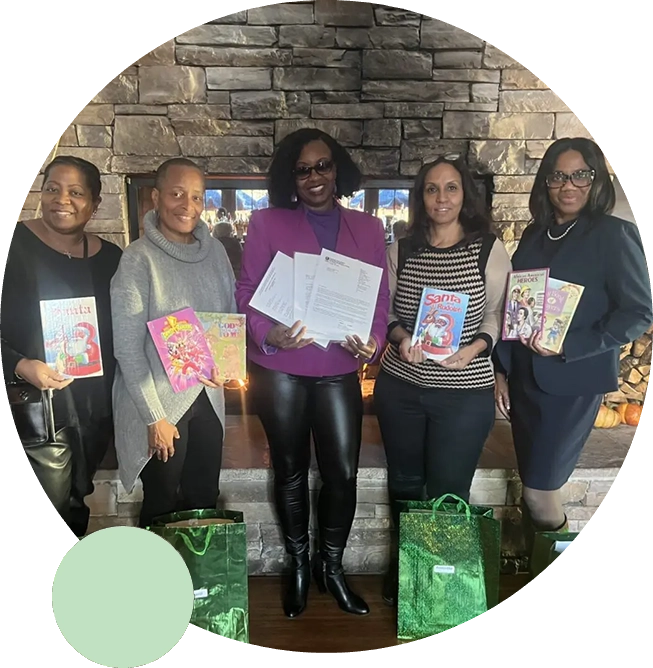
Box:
[508,346,603,490]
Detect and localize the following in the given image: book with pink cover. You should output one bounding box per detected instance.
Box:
[147,307,215,393]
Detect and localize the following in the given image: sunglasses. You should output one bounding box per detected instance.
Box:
[545,169,595,189]
[293,159,335,180]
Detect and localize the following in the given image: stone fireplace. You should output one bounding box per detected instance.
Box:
[24,1,591,245]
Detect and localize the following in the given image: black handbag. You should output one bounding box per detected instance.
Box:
[7,380,54,447]
[7,380,75,522]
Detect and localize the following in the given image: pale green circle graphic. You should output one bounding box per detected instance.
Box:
[52,526,194,667]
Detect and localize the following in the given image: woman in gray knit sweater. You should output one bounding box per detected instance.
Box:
[111,158,237,527]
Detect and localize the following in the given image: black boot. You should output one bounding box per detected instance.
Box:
[272,469,312,618]
[382,557,399,607]
[382,498,403,607]
[313,553,369,615]
[284,550,311,618]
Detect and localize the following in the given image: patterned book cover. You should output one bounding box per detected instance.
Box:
[411,288,470,361]
[147,307,215,393]
[502,268,550,340]
[39,296,104,378]
[196,312,247,381]
[540,278,585,353]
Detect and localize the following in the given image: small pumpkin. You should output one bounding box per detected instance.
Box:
[594,404,621,428]
[615,402,643,427]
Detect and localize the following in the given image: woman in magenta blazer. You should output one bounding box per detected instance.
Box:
[236,129,389,618]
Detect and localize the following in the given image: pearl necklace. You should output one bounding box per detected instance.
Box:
[547,219,578,241]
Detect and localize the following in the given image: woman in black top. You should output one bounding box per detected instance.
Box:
[493,138,652,552]
[1,156,122,536]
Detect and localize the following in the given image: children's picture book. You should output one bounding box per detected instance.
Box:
[147,307,215,393]
[411,288,470,361]
[540,278,585,353]
[196,312,247,381]
[502,269,550,340]
[40,296,104,378]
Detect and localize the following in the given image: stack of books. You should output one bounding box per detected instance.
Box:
[502,269,584,353]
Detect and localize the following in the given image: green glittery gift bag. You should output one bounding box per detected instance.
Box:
[149,509,249,643]
[397,494,501,640]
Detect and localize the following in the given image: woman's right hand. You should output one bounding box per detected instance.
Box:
[398,337,426,364]
[494,372,511,420]
[265,321,314,349]
[14,358,74,391]
[147,419,180,463]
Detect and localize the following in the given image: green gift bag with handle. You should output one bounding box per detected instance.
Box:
[397,494,501,640]
[148,509,249,643]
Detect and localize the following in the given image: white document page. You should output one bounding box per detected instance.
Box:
[294,253,319,323]
[304,249,382,343]
[293,253,331,349]
[248,251,295,327]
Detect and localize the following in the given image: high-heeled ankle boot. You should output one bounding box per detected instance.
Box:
[313,554,370,615]
[284,551,310,618]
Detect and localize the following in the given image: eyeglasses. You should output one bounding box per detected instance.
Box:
[545,169,595,189]
[293,159,334,180]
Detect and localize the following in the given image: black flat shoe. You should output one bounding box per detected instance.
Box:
[284,554,310,618]
[313,557,370,616]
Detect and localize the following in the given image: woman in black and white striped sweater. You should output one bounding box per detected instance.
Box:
[374,156,512,605]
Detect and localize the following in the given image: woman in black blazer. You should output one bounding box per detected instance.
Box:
[493,137,652,549]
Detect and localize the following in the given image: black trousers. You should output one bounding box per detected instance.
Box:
[374,370,495,528]
[139,390,224,528]
[250,362,363,562]
[18,417,113,537]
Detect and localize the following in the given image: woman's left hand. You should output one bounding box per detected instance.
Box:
[520,331,560,357]
[438,344,480,370]
[199,366,225,389]
[341,335,377,362]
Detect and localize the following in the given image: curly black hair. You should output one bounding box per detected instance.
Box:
[529,137,615,224]
[43,156,102,201]
[408,156,491,250]
[267,128,362,209]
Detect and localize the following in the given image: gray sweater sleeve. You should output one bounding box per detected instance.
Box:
[110,252,167,425]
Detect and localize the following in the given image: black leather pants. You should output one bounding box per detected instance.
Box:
[250,362,363,565]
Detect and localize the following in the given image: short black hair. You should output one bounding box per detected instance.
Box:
[408,156,491,250]
[155,158,204,190]
[43,156,102,201]
[267,128,362,209]
[529,137,615,223]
